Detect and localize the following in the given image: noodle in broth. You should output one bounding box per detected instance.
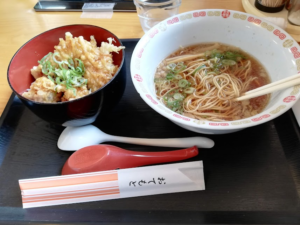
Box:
[154,43,270,121]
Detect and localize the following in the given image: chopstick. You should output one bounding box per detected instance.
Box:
[166,53,205,64]
[166,43,220,64]
[235,73,300,101]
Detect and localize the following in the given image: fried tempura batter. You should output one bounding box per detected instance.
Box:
[22,77,61,103]
[22,32,124,103]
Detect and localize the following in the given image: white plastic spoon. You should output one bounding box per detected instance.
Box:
[58,125,214,151]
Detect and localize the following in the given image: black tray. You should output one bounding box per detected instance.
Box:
[1,39,300,225]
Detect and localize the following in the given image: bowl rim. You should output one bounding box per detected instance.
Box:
[7,24,125,105]
[130,9,300,131]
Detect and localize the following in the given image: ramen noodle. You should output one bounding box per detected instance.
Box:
[22,32,124,103]
[154,43,270,121]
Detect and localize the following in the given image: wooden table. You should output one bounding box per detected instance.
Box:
[0,0,244,116]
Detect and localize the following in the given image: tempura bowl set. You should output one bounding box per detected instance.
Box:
[7,10,300,134]
[7,25,125,127]
[130,9,300,134]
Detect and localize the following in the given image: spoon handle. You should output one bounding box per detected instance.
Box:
[123,146,199,167]
[107,135,214,148]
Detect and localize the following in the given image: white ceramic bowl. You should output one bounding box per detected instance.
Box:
[130,9,300,134]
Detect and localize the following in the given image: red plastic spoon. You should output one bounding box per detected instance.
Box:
[62,145,199,175]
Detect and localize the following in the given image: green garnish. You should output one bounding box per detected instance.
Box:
[208,50,223,59]
[162,88,185,114]
[38,52,87,95]
[206,50,246,74]
[222,59,236,66]
[224,51,246,61]
[178,79,189,88]
[165,62,187,81]
[184,87,195,94]
[174,74,183,80]
[173,93,184,100]
[192,65,205,75]
[166,99,183,113]
[166,72,175,80]
[47,75,55,83]
[207,49,246,62]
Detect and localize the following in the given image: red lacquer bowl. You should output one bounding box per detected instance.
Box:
[7,25,126,126]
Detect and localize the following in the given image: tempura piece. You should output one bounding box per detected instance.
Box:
[22,77,61,103]
[54,32,124,92]
[61,86,90,102]
[30,65,43,80]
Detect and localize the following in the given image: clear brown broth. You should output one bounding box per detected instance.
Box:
[154,43,271,121]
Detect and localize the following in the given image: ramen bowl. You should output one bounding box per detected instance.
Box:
[8,25,125,126]
[130,9,300,134]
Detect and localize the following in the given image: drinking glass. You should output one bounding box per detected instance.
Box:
[134,0,181,33]
[288,0,300,25]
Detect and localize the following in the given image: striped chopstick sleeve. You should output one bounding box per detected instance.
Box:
[19,170,120,208]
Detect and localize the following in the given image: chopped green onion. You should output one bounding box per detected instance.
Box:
[207,50,246,62]
[38,52,52,65]
[174,101,182,110]
[72,88,76,96]
[174,75,182,80]
[56,77,62,84]
[222,59,236,66]
[47,76,55,83]
[184,87,195,94]
[38,52,87,96]
[165,62,187,81]
[167,98,174,106]
[224,51,245,61]
[166,72,175,80]
[175,64,187,73]
[167,63,176,70]
[192,65,205,75]
[173,93,184,100]
[213,57,220,63]
[68,58,74,67]
[178,79,188,88]
[52,52,63,65]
